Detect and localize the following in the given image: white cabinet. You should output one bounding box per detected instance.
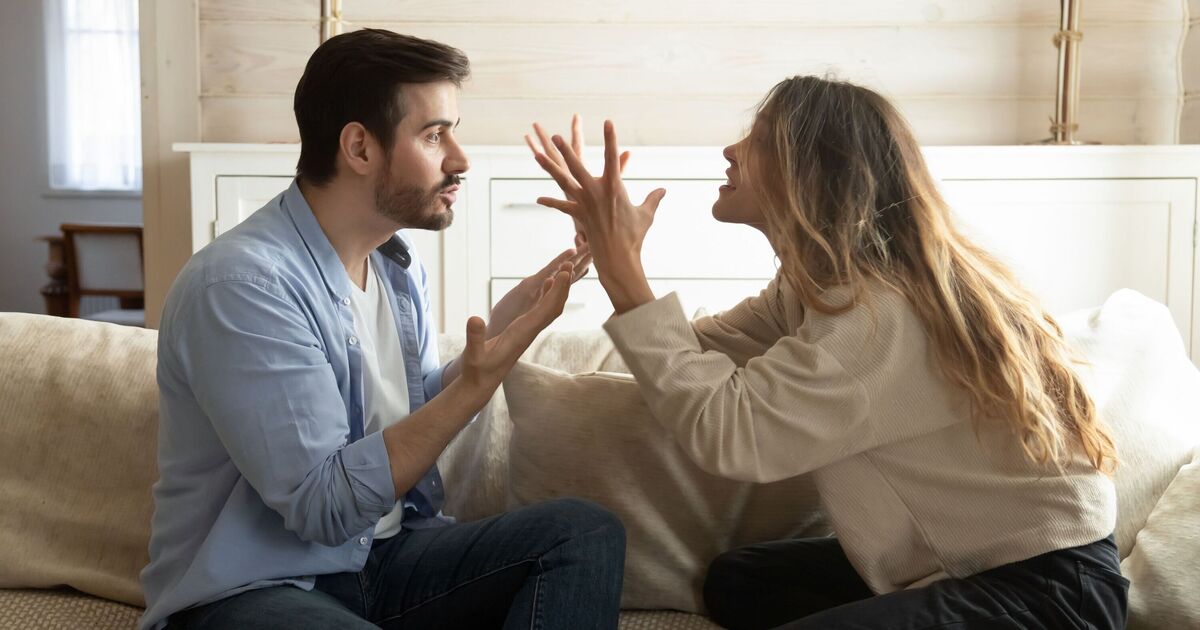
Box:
[177,143,1200,364]
[488,178,774,280]
[214,176,292,236]
[940,178,1195,333]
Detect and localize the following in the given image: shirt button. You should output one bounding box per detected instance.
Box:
[342,297,350,306]
[348,335,359,345]
[359,536,369,546]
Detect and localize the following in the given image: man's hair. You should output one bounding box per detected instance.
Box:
[293,29,470,185]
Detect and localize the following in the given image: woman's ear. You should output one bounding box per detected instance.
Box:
[338,122,373,177]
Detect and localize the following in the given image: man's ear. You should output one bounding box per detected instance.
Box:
[338,122,374,177]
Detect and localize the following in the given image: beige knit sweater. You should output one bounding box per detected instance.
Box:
[603,275,1116,594]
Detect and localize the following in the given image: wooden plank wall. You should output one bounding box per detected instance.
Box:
[198,0,1190,146]
[141,0,200,328]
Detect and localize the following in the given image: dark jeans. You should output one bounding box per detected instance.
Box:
[168,498,626,630]
[704,535,1128,630]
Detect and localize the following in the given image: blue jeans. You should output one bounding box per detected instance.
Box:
[168,498,626,629]
[704,535,1128,629]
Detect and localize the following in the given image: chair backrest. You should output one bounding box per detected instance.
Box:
[60,223,144,318]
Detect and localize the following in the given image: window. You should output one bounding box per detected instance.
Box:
[44,0,141,192]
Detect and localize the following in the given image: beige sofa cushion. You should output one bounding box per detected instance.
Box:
[438,329,629,522]
[1121,448,1200,630]
[0,314,158,607]
[503,362,825,613]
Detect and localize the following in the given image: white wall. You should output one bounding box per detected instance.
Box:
[0,1,141,314]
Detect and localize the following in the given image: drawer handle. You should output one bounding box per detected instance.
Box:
[501,202,552,210]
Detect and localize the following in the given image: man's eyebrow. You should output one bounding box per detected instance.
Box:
[420,118,460,131]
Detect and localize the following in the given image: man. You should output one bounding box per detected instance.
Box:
[139,29,626,630]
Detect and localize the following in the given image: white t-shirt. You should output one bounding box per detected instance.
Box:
[348,258,409,539]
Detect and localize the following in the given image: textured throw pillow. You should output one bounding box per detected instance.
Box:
[0,314,159,607]
[1059,289,1200,558]
[437,328,629,523]
[1120,448,1200,630]
[502,361,825,612]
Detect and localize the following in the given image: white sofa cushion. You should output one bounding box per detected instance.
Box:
[1120,447,1200,630]
[1058,289,1200,558]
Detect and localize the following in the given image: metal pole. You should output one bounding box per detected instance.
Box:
[1050,0,1084,144]
[319,0,343,45]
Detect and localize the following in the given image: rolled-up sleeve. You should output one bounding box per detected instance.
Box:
[180,276,396,547]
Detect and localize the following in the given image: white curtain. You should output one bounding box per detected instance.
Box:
[44,0,141,191]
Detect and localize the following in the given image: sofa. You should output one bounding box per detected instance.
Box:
[1,289,1198,629]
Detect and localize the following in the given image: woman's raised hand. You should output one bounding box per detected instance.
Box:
[526,119,664,313]
[525,115,629,246]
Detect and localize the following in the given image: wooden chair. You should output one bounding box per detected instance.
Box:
[60,223,145,327]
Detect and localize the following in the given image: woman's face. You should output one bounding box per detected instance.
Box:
[711,134,767,230]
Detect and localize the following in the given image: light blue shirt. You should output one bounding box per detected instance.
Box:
[139,180,450,630]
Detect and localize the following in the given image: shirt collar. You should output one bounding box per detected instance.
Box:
[282,179,411,302]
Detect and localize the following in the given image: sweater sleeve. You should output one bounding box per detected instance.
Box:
[604,292,873,482]
[690,275,789,367]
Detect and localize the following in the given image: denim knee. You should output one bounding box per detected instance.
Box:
[523,497,626,558]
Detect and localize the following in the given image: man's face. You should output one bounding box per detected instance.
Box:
[374,81,469,231]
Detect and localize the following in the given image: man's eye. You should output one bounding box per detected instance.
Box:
[428,132,442,143]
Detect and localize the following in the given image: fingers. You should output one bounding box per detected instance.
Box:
[537,247,577,278]
[571,252,593,281]
[551,135,594,195]
[523,133,540,158]
[570,114,585,157]
[569,246,592,271]
[464,315,487,366]
[497,268,572,355]
[535,196,579,217]
[642,188,667,215]
[533,153,583,200]
[532,122,563,165]
[532,268,573,324]
[602,120,620,185]
[619,150,631,174]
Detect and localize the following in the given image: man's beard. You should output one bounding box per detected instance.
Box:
[374,171,458,231]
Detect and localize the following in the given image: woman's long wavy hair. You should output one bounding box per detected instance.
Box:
[745,75,1116,472]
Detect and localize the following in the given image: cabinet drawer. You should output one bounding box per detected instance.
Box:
[490,179,777,279]
[490,277,770,332]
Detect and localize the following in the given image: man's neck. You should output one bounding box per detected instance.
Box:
[298,177,395,291]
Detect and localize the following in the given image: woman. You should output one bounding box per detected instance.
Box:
[525,76,1128,629]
